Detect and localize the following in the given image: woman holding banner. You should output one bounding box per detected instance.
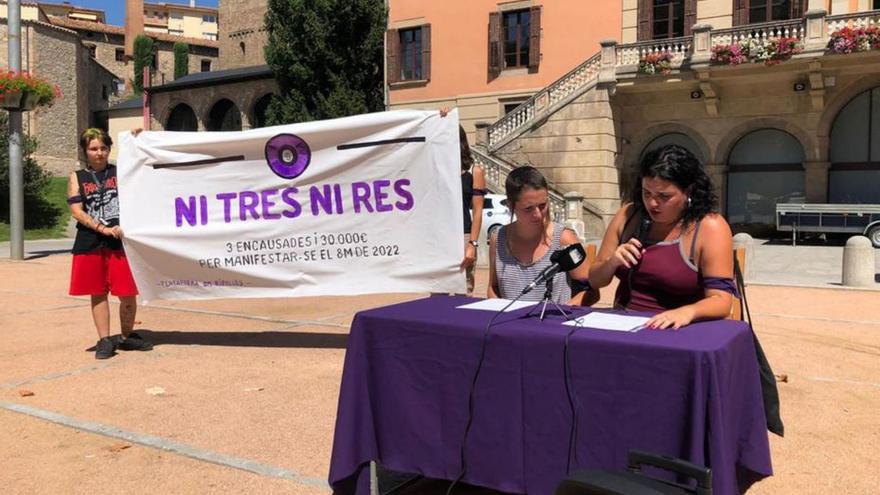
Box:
[68,128,152,359]
[488,166,592,304]
[440,109,486,296]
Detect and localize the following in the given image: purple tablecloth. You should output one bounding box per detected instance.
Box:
[329,296,772,495]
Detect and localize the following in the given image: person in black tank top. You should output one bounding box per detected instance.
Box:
[442,109,487,296]
[68,128,152,359]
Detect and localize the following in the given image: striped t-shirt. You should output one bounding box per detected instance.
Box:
[495,222,576,303]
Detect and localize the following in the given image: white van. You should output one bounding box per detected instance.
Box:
[472,194,512,245]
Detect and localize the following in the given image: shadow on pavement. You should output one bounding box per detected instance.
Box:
[137,329,349,349]
[26,249,71,260]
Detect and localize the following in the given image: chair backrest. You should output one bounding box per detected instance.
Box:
[728,247,746,320]
[571,244,599,306]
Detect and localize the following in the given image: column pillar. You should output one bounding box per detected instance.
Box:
[803,161,831,203]
[705,163,727,213]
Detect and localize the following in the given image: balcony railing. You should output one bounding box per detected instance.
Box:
[616,35,692,67]
[711,18,805,47]
[488,54,601,150]
[826,9,880,34]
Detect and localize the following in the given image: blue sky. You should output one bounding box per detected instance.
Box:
[39,0,219,26]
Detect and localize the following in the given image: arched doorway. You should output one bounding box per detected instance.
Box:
[252,94,274,129]
[165,103,198,131]
[726,129,805,234]
[828,87,880,204]
[639,132,705,163]
[207,99,242,131]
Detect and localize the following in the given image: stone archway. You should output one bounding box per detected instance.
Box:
[165,103,199,131]
[250,93,274,129]
[206,98,242,131]
[725,128,806,235]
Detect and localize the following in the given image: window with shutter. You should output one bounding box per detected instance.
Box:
[639,0,696,41]
[386,29,400,84]
[488,12,502,79]
[399,27,423,81]
[528,6,541,72]
[388,25,430,85]
[502,9,531,69]
[737,0,805,25]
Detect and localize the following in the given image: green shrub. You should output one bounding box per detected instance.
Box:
[0,113,60,229]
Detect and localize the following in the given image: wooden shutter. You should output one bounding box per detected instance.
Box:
[684,0,697,36]
[528,6,541,72]
[387,29,400,84]
[637,0,652,41]
[421,24,431,81]
[488,12,502,80]
[790,0,806,19]
[732,0,748,26]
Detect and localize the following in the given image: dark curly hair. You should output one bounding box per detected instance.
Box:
[630,144,717,227]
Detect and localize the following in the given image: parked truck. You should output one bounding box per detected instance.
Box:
[776,203,880,248]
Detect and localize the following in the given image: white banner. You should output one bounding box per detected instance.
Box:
[117,109,465,300]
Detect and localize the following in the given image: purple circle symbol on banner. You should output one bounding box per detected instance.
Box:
[265,133,311,179]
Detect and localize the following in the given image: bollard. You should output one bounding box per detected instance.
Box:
[732,232,754,282]
[842,236,875,287]
[563,191,586,244]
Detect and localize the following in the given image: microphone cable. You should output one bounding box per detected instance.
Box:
[562,305,588,475]
[446,295,523,495]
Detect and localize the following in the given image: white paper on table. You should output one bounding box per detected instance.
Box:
[456,299,537,312]
[561,312,649,332]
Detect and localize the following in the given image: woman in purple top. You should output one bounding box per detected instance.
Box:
[589,145,736,329]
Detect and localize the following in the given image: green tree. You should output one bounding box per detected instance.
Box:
[133,35,154,94]
[264,0,386,124]
[173,42,190,79]
[0,113,59,229]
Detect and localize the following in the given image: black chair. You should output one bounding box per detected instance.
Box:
[555,450,712,495]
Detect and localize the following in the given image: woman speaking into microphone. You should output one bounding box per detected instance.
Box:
[488,166,593,304]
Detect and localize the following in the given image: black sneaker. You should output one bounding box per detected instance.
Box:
[117,332,153,351]
[95,337,117,360]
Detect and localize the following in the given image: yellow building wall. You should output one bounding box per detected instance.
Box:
[108,109,144,162]
[388,0,620,135]
[0,4,41,21]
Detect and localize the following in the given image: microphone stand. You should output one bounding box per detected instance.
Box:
[530,276,572,322]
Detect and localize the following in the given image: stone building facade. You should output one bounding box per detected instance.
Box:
[477,3,880,238]
[149,66,277,131]
[48,17,219,94]
[1,19,119,174]
[218,0,268,69]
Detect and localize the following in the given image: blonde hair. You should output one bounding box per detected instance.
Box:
[79,128,113,152]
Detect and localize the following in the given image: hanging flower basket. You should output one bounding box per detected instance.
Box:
[0,90,24,110]
[0,70,61,111]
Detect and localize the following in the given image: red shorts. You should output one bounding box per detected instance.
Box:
[69,248,139,296]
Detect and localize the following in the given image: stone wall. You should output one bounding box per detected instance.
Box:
[494,86,620,238]
[150,77,277,130]
[219,0,268,69]
[26,23,84,174]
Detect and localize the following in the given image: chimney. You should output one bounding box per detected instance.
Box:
[191,1,196,7]
[124,0,145,58]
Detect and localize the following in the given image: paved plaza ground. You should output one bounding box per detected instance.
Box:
[1,239,878,494]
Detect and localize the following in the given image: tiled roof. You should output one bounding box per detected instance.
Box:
[109,96,144,111]
[47,17,219,48]
[149,64,273,93]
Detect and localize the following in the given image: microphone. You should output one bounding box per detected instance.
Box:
[520,243,587,295]
[634,213,653,247]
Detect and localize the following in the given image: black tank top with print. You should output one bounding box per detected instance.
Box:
[72,165,123,254]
